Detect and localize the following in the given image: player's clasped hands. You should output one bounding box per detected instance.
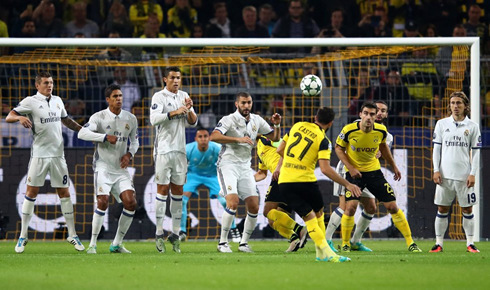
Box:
[185,98,193,109]
[106,135,118,144]
[176,106,189,115]
[120,154,131,169]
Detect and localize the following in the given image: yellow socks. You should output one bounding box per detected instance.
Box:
[391,209,414,246]
[305,218,336,258]
[317,213,326,236]
[267,209,296,239]
[341,215,355,246]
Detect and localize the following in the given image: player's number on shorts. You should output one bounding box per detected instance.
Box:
[467,192,476,204]
[63,175,68,185]
[286,132,313,161]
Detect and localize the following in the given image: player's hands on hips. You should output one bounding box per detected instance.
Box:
[176,106,188,115]
[237,136,254,145]
[466,175,475,188]
[19,116,33,128]
[347,183,362,198]
[433,172,442,185]
[349,168,362,179]
[270,113,281,125]
[185,98,193,109]
[393,167,402,181]
[106,135,117,144]
[120,153,131,169]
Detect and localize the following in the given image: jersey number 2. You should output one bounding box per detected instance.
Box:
[286,132,313,161]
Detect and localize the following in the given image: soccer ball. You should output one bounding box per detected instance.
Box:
[300,74,322,96]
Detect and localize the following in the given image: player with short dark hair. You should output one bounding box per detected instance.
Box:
[277,107,360,262]
[336,101,422,253]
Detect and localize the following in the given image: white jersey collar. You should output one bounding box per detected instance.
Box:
[35,91,52,101]
[452,115,469,126]
[233,110,250,122]
[105,107,123,119]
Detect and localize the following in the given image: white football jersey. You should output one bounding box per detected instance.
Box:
[78,108,139,173]
[433,116,482,181]
[150,87,198,155]
[13,92,68,157]
[214,110,273,166]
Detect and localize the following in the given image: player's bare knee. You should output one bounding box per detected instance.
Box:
[437,206,450,214]
[96,197,109,210]
[461,206,473,215]
[385,203,399,214]
[124,199,137,211]
[56,188,70,198]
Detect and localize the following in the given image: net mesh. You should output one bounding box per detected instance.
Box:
[0,44,470,240]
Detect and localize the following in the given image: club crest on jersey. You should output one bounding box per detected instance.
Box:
[464,130,469,136]
[374,138,378,143]
[252,125,257,132]
[155,175,159,181]
[125,124,130,130]
[345,190,351,198]
[99,187,103,192]
[57,104,60,109]
[227,185,232,191]
[28,177,31,182]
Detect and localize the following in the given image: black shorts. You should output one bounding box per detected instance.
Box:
[345,170,396,203]
[279,182,324,218]
[265,180,292,213]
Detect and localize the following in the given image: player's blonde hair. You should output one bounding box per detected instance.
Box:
[447,91,470,116]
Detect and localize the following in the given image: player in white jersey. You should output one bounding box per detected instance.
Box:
[430,92,482,253]
[6,71,85,253]
[210,92,281,253]
[326,100,392,252]
[78,84,139,254]
[150,66,198,253]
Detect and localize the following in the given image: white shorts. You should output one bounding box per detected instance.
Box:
[95,170,134,203]
[154,152,187,186]
[434,179,477,208]
[217,163,258,201]
[26,157,69,188]
[333,162,375,198]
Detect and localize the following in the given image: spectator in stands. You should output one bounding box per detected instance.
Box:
[140,14,167,58]
[235,6,269,38]
[402,20,421,37]
[131,100,152,146]
[64,1,100,38]
[388,0,424,37]
[349,68,374,121]
[463,4,490,54]
[205,2,235,38]
[401,48,440,119]
[98,31,132,61]
[257,4,276,36]
[272,0,320,53]
[327,7,355,37]
[129,0,164,37]
[358,6,392,37]
[167,0,198,38]
[14,18,37,54]
[101,1,133,38]
[485,90,490,127]
[112,67,141,112]
[373,70,412,127]
[32,1,64,38]
[65,98,88,125]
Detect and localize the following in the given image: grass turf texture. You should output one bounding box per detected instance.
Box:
[1,240,488,290]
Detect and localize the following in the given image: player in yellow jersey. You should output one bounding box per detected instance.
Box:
[277,107,361,262]
[254,136,308,252]
[335,101,422,252]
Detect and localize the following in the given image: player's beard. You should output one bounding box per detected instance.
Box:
[375,117,386,125]
[239,107,250,118]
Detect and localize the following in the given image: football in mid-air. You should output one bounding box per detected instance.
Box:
[300,74,322,96]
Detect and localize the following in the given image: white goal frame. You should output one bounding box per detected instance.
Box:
[0,37,482,240]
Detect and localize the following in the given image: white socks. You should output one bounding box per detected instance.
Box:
[435,211,449,246]
[155,194,167,236]
[325,207,343,240]
[113,208,135,246]
[60,197,76,237]
[352,210,373,244]
[20,196,36,238]
[220,208,236,243]
[170,194,183,235]
[240,212,258,245]
[90,208,106,247]
[462,212,475,246]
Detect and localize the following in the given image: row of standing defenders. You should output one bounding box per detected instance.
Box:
[8,68,481,259]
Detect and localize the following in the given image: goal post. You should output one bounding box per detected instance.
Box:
[0,37,482,241]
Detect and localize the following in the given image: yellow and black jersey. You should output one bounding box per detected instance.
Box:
[279,122,331,183]
[256,136,281,173]
[335,121,387,172]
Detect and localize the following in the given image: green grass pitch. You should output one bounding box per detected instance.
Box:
[1,240,488,290]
